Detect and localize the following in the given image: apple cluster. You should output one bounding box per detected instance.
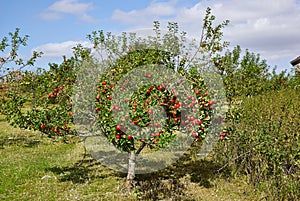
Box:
[93,75,220,151]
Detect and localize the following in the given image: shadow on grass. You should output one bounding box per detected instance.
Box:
[131,153,229,200]
[45,147,230,200]
[45,156,126,184]
[0,136,42,148]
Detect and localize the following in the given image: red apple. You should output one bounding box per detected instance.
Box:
[116,125,122,131]
[144,73,152,78]
[127,135,133,140]
[192,119,198,125]
[154,123,161,127]
[40,124,46,129]
[156,85,163,90]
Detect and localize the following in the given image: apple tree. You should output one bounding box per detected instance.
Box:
[0,28,43,116]
[1,45,90,140]
[0,28,42,86]
[73,8,229,187]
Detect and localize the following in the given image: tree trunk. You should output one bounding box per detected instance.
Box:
[126,151,136,190]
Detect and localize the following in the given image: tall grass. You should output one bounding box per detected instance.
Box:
[214,88,300,200]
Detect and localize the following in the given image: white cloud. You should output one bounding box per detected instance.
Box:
[48,0,92,14]
[40,12,63,20]
[33,40,92,58]
[112,0,177,24]
[40,0,96,22]
[111,0,300,70]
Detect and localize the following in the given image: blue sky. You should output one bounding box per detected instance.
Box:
[1,0,300,73]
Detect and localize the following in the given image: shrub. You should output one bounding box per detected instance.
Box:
[214,88,300,200]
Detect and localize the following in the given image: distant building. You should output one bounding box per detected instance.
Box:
[290,56,300,75]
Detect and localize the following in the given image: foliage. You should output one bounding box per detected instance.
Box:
[0,28,42,81]
[74,48,219,153]
[0,45,91,140]
[214,88,300,200]
[214,46,272,102]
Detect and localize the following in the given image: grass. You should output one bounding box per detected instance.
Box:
[0,116,264,200]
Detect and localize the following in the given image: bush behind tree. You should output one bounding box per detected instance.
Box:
[213,87,300,200]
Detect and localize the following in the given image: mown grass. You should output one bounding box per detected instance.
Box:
[0,114,264,200]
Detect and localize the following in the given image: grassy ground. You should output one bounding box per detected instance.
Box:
[0,116,264,200]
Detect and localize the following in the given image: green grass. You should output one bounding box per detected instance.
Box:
[0,117,263,200]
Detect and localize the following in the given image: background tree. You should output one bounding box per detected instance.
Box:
[1,45,89,140]
[0,28,42,83]
[213,45,286,102]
